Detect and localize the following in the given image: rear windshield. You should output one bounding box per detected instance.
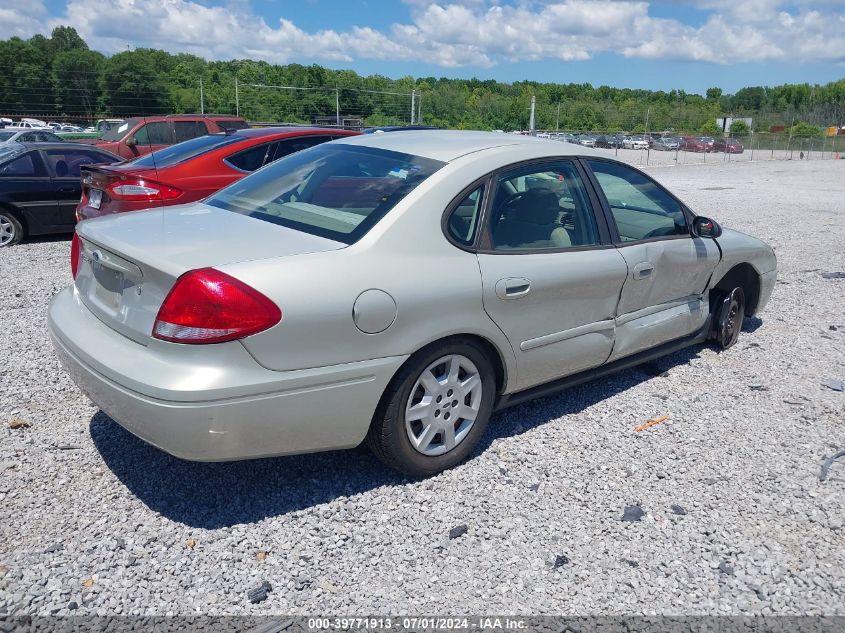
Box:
[0,131,15,142]
[126,134,243,168]
[206,144,444,244]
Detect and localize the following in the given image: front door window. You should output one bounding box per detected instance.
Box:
[586,160,688,242]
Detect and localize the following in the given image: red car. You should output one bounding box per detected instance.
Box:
[713,138,744,154]
[680,136,711,152]
[77,127,359,220]
[91,114,248,160]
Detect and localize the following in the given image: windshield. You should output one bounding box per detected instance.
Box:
[100,119,135,141]
[126,134,243,168]
[206,144,444,244]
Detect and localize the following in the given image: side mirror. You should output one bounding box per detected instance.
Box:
[693,216,722,238]
[125,136,137,147]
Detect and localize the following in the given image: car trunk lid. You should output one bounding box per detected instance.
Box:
[80,164,164,211]
[74,203,345,344]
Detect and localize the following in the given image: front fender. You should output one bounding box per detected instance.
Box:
[713,228,777,279]
[710,228,777,315]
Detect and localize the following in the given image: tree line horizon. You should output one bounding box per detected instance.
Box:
[0,26,842,136]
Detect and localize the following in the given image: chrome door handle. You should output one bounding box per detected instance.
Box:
[632,262,654,280]
[495,278,531,300]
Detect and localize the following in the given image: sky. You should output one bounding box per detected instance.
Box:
[2,0,844,94]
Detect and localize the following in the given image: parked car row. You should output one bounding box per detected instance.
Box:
[0,125,359,246]
[535,132,744,154]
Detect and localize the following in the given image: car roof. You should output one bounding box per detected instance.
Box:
[333,130,603,162]
[120,114,246,125]
[229,126,355,139]
[18,142,109,150]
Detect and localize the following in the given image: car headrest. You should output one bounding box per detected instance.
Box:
[510,188,559,225]
[54,160,68,177]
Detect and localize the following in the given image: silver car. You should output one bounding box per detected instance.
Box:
[0,128,65,144]
[623,136,650,150]
[652,137,680,151]
[49,131,777,476]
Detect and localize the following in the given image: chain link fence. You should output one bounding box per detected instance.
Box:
[544,131,845,167]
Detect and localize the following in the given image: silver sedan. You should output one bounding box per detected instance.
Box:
[49,131,777,476]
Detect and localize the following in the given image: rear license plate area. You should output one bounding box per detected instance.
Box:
[89,189,102,209]
[91,263,123,309]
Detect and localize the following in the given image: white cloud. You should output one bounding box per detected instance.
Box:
[0,0,48,39]
[0,0,841,68]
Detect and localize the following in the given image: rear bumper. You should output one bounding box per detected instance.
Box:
[49,286,406,461]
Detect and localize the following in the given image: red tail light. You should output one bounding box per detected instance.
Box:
[107,179,182,202]
[70,233,81,279]
[152,268,281,344]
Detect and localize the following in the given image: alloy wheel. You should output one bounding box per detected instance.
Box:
[0,215,16,246]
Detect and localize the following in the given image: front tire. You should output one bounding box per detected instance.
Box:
[713,287,745,349]
[0,211,23,247]
[366,340,496,477]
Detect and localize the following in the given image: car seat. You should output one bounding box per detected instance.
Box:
[493,188,572,249]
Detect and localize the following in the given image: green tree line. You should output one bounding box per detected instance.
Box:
[1,26,843,134]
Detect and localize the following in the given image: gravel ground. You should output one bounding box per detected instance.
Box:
[1,158,843,617]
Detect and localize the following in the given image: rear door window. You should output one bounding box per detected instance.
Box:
[37,132,63,142]
[446,185,484,246]
[225,142,276,172]
[43,149,115,178]
[134,122,172,146]
[173,120,209,143]
[489,161,601,250]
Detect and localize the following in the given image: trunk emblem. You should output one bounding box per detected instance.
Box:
[91,250,102,262]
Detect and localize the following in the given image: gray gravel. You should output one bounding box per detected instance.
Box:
[1,158,844,616]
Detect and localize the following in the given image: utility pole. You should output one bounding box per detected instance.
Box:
[410,90,416,125]
[199,78,204,115]
[235,76,239,117]
[529,95,536,136]
[555,102,560,133]
[335,88,340,127]
[417,92,422,124]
